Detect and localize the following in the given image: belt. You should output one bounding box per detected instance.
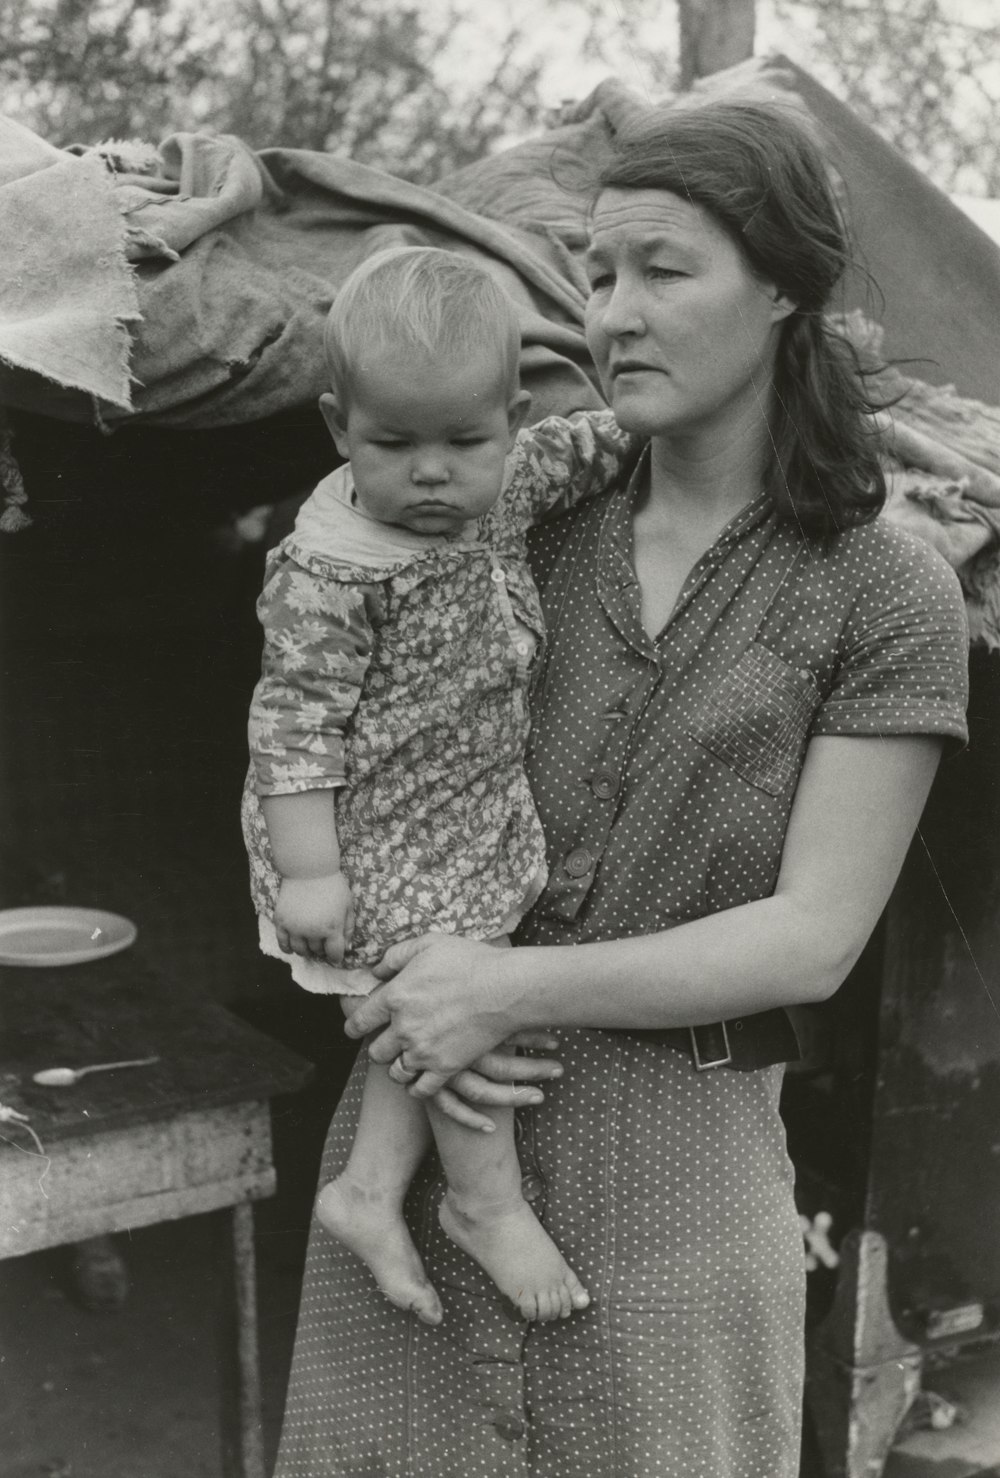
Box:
[620,1007,801,1072]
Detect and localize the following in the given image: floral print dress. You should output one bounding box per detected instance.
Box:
[242,410,631,981]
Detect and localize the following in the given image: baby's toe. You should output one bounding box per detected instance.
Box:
[567,1274,590,1310]
[517,1288,539,1322]
[413,1287,444,1325]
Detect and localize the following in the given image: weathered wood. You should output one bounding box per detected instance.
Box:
[0,953,312,1143]
[219,1203,267,1478]
[806,1230,923,1478]
[0,1100,275,1257]
[796,652,1000,1476]
[0,955,313,1473]
[69,1233,130,1309]
[679,0,755,88]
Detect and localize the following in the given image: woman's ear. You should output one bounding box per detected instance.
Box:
[769,291,797,325]
[319,392,350,459]
[507,389,532,441]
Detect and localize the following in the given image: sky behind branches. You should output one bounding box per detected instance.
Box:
[441,0,1000,197]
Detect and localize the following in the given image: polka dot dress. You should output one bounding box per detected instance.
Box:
[271,467,969,1478]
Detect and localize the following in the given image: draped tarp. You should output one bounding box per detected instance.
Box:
[1,53,999,641]
[0,118,607,429]
[0,116,139,413]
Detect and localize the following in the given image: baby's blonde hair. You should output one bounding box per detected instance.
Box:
[324,247,522,406]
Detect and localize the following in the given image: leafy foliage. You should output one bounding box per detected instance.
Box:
[1,0,997,196]
[767,0,1000,195]
[551,0,1000,196]
[0,0,547,183]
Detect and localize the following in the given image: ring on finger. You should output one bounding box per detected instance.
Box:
[391,1051,420,1084]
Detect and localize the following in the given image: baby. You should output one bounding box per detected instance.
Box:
[242,246,630,1325]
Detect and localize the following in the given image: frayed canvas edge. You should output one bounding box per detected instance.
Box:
[0,152,142,414]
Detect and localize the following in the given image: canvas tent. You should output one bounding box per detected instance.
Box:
[1,54,999,640]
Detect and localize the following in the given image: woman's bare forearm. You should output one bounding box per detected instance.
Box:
[504,894,846,1034]
[357,898,835,1096]
[503,734,942,1034]
[353,736,941,1091]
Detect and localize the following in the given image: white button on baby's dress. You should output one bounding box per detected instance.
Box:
[491,567,506,583]
[516,641,529,655]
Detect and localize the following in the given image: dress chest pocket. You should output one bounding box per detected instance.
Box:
[686,643,821,797]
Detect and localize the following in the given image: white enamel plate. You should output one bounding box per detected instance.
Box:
[0,907,138,967]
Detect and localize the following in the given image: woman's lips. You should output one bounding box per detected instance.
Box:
[611,361,662,378]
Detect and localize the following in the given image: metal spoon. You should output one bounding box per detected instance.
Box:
[32,1055,160,1087]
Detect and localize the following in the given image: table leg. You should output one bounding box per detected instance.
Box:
[69,1235,130,1310]
[219,1202,267,1478]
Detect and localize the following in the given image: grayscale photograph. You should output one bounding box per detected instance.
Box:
[1,3,998,1475]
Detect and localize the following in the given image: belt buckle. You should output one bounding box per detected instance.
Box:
[690,1021,732,1071]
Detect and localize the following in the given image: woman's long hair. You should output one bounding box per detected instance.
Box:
[593,98,886,540]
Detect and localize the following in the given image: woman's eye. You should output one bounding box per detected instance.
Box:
[452,436,487,448]
[649,266,683,282]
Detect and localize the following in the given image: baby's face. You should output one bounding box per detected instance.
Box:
[322,347,528,536]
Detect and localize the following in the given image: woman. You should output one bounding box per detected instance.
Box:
[272,100,968,1478]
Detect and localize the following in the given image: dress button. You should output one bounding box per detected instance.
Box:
[491,566,506,583]
[493,1412,525,1441]
[516,641,529,655]
[591,770,619,799]
[521,1172,544,1203]
[563,846,593,878]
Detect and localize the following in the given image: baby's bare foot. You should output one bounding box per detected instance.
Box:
[439,1192,589,1322]
[316,1176,442,1325]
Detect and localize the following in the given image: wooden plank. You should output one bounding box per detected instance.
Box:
[1,1172,276,1257]
[0,1101,275,1257]
[0,953,314,1143]
[219,1203,267,1478]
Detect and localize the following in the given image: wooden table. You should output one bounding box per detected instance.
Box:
[0,951,313,1478]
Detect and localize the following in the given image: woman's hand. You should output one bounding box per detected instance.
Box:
[426,1032,564,1131]
[345,932,543,1098]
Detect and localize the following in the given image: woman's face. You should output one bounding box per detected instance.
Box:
[584,188,794,442]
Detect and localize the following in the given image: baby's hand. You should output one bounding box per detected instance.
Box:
[274,873,353,964]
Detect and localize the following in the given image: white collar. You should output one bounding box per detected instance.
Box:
[291,463,482,568]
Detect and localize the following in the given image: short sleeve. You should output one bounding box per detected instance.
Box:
[811,525,970,752]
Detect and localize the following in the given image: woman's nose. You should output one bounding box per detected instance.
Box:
[600,281,645,338]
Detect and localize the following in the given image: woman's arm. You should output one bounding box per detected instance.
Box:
[347,733,944,1093]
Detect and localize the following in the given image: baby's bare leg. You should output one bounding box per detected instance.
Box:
[315,1006,441,1325]
[431,1093,589,1323]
